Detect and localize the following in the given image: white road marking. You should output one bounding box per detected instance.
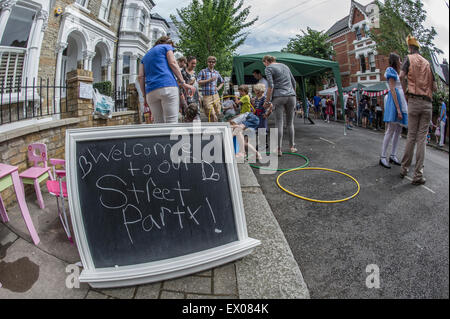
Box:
[320,137,335,145]
[404,176,436,194]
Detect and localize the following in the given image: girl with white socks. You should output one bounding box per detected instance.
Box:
[380,53,408,169]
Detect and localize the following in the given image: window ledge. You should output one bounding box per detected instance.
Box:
[98,17,111,27]
[73,3,91,14]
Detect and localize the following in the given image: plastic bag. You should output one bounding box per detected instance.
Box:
[93,89,114,119]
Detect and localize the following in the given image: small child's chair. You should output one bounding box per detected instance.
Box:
[46,158,72,243]
[19,143,53,209]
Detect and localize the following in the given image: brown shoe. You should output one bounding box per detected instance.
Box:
[400,167,408,178]
[412,178,426,186]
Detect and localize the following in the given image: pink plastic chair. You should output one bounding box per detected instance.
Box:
[46,158,72,243]
[19,143,53,209]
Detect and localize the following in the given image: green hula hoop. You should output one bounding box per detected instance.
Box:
[249,152,310,171]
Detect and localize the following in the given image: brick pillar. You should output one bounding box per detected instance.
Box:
[127,83,138,111]
[64,69,95,128]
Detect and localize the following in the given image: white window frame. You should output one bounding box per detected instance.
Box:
[75,0,89,8]
[74,0,91,13]
[126,7,135,30]
[99,0,111,22]
[139,12,146,33]
[368,53,376,72]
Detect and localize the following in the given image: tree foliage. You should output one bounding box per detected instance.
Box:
[282,27,335,93]
[369,0,442,60]
[170,0,257,76]
[282,27,335,61]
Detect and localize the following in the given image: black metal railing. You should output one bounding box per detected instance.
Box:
[112,86,129,112]
[0,78,69,125]
[0,80,131,126]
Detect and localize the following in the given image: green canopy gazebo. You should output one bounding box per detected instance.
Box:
[232,52,345,117]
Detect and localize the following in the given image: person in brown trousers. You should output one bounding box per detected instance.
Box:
[399,35,437,185]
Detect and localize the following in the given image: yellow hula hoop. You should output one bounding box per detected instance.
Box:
[276,167,361,203]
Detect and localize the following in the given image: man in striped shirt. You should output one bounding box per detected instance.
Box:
[197,56,224,122]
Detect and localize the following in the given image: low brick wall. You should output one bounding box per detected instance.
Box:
[0,118,79,209]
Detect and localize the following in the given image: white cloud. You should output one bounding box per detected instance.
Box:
[154,0,449,61]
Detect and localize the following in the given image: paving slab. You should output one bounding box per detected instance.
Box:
[163,275,212,295]
[213,262,238,296]
[134,282,162,299]
[0,237,88,298]
[3,190,81,264]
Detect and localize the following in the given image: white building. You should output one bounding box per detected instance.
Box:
[117,3,172,90]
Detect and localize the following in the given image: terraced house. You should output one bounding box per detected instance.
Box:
[0,0,172,128]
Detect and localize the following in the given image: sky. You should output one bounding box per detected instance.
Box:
[154,0,449,62]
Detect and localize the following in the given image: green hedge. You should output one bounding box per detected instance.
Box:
[93,81,112,97]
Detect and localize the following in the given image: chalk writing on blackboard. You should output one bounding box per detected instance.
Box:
[77,138,226,247]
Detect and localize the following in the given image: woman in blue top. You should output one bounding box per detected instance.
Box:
[138,36,195,123]
[379,53,408,169]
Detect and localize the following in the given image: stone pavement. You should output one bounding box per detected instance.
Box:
[0,163,309,299]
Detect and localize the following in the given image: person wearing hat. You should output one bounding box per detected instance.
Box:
[399,35,437,185]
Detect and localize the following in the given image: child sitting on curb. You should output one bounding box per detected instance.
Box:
[229,112,261,160]
[252,83,272,131]
[222,95,238,121]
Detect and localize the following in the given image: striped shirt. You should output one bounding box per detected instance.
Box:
[197,68,224,96]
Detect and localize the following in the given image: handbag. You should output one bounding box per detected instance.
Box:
[93,89,114,119]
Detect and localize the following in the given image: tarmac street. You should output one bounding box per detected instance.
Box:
[253,117,449,298]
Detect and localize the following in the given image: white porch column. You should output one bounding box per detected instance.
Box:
[117,54,124,89]
[83,50,95,71]
[0,0,17,41]
[54,42,68,114]
[106,58,113,82]
[130,54,138,84]
[26,9,48,83]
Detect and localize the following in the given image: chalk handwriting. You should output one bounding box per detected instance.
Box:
[79,156,92,179]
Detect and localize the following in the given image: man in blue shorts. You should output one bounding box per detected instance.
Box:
[313,94,322,119]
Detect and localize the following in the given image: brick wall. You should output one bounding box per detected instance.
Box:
[0,119,79,209]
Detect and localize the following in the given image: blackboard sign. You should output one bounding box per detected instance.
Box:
[66,123,260,288]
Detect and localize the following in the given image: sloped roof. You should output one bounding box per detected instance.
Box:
[151,13,170,29]
[441,62,449,85]
[326,1,375,38]
[326,16,350,37]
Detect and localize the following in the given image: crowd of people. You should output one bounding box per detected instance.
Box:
[138,37,297,158]
[138,35,446,184]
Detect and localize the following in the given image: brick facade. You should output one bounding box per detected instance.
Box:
[327,1,389,95]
